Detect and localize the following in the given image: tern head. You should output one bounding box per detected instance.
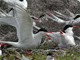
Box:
[36,28,49,37]
[31,16,39,21]
[39,14,45,18]
[47,53,53,56]
[4,0,28,9]
[47,53,55,60]
[37,28,48,33]
[73,14,80,20]
[48,14,52,17]
[63,25,79,33]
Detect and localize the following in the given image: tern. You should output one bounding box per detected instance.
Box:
[77,0,80,2]
[0,0,49,50]
[0,43,7,55]
[46,25,79,48]
[47,10,80,25]
[46,53,55,60]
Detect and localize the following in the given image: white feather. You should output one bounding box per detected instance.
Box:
[21,55,30,60]
[59,32,75,48]
[77,0,80,2]
[0,50,2,55]
[66,9,75,18]
[48,13,66,23]
[46,55,55,60]
[4,0,28,9]
[54,10,69,19]
[75,36,80,39]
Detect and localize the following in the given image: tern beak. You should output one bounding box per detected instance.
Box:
[45,32,52,39]
[35,18,39,21]
[1,43,7,45]
[60,30,63,34]
[52,55,55,58]
[32,17,39,21]
[73,26,79,28]
[48,14,52,16]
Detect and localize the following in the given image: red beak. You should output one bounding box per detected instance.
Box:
[48,14,52,16]
[73,26,79,28]
[45,32,52,39]
[1,43,7,45]
[35,18,39,21]
[60,30,63,34]
[52,55,55,58]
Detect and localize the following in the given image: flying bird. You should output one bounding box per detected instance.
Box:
[46,10,80,25]
[0,0,49,50]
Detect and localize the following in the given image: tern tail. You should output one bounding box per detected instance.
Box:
[0,41,19,47]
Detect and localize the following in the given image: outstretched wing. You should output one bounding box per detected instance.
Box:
[54,11,69,19]
[0,17,18,28]
[0,8,18,28]
[66,9,75,18]
[75,36,80,39]
[48,13,66,23]
[14,5,33,43]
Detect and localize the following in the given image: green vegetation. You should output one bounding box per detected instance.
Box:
[0,48,80,60]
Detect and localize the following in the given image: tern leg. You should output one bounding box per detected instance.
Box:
[24,50,32,56]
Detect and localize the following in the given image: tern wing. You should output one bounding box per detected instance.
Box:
[54,11,69,19]
[67,18,80,25]
[0,8,14,17]
[0,17,18,28]
[0,12,6,17]
[50,32,60,39]
[75,36,80,39]
[8,10,14,16]
[0,8,18,27]
[46,32,60,43]
[49,13,66,23]
[14,6,33,43]
[66,9,75,18]
[33,22,40,30]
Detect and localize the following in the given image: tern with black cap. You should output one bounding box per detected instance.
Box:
[0,0,49,50]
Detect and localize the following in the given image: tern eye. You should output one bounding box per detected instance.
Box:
[19,0,23,2]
